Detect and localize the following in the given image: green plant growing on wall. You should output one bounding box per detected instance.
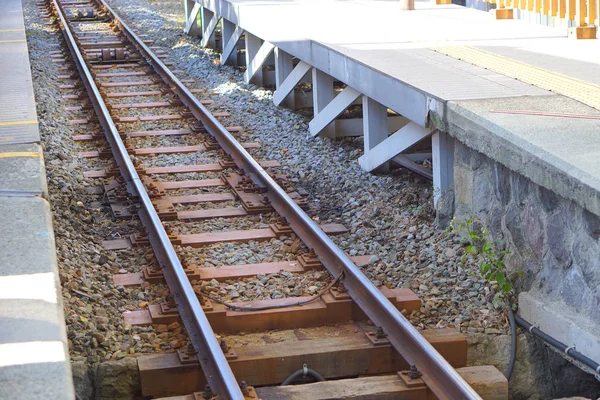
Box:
[452,217,518,308]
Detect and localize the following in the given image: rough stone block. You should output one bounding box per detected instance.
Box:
[454,164,473,208]
[95,358,141,400]
[493,163,511,206]
[546,213,573,270]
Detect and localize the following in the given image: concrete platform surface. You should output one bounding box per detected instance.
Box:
[0,197,73,400]
[0,143,48,197]
[0,0,40,145]
[0,0,74,398]
[446,95,600,217]
[199,0,600,215]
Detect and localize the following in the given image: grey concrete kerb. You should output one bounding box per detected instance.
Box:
[0,197,73,399]
[0,143,48,198]
[441,95,600,218]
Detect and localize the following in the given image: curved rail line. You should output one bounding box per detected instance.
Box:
[48,0,482,398]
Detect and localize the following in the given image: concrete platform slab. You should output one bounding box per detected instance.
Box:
[0,143,48,197]
[0,0,39,145]
[445,95,600,217]
[0,197,73,400]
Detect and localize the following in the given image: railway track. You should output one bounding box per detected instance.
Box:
[44,0,504,398]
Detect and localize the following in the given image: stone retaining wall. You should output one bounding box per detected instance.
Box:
[453,141,600,325]
[450,141,600,397]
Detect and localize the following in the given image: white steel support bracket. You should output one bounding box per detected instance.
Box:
[221,20,243,66]
[363,96,390,172]
[200,7,220,48]
[312,69,336,138]
[273,61,311,107]
[309,86,361,137]
[358,123,434,173]
[432,130,454,206]
[244,35,274,85]
[274,48,295,108]
[184,2,201,36]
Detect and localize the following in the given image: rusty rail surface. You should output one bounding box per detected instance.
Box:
[50,0,482,398]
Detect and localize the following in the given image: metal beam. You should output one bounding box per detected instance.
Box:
[309,86,361,137]
[273,61,311,107]
[432,130,454,206]
[312,68,336,138]
[359,123,434,172]
[200,7,219,48]
[363,96,390,172]
[244,32,264,85]
[274,48,295,108]
[221,19,242,65]
[184,2,201,36]
[244,39,275,84]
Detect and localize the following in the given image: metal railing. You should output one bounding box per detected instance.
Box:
[486,0,599,31]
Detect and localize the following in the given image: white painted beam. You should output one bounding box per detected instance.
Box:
[358,123,434,173]
[184,2,201,36]
[363,96,390,172]
[244,32,264,85]
[221,19,242,66]
[273,61,311,107]
[312,68,336,138]
[309,86,361,137]
[200,7,219,48]
[274,48,295,108]
[244,40,275,84]
[432,130,454,206]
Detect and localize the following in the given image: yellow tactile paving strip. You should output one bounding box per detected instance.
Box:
[0,152,40,158]
[0,120,38,127]
[430,46,600,111]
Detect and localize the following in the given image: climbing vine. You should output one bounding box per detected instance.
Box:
[452,217,520,308]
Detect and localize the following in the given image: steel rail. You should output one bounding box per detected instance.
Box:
[49,1,244,398]
[101,2,482,399]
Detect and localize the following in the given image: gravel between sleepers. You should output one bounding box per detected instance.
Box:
[103,0,507,333]
[23,0,508,368]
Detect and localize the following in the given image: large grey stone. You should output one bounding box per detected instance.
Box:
[538,185,561,214]
[523,205,545,260]
[536,254,564,297]
[95,358,141,400]
[582,209,600,240]
[493,163,511,206]
[546,213,573,270]
[505,203,525,251]
[573,237,600,289]
[560,267,588,310]
[467,333,540,399]
[511,174,532,207]
[435,188,454,229]
[472,162,494,215]
[488,203,506,250]
[72,362,94,400]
